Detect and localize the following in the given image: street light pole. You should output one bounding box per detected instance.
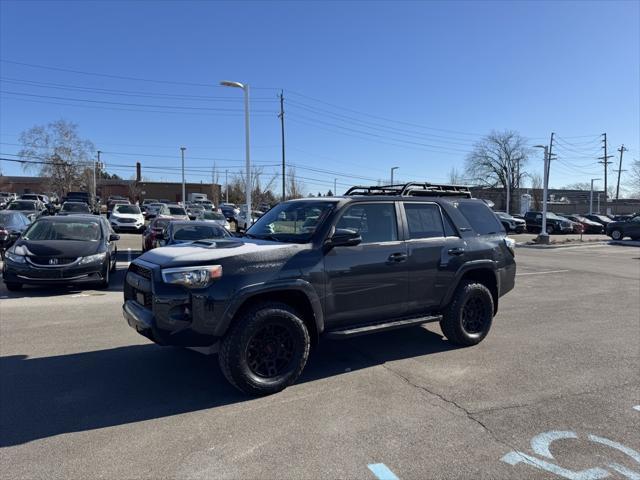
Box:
[589,178,601,215]
[180,147,186,204]
[534,145,550,244]
[390,166,398,185]
[225,169,229,203]
[506,162,511,215]
[220,80,251,219]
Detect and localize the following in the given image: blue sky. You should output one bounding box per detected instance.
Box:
[0,0,638,194]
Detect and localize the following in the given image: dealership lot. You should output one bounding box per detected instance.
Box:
[0,237,638,479]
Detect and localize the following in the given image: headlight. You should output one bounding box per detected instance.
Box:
[79,252,107,265]
[5,251,26,263]
[161,265,222,288]
[504,237,516,256]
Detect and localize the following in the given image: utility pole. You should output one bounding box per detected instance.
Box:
[589,178,601,215]
[614,145,627,203]
[598,133,613,215]
[94,150,101,206]
[390,166,398,185]
[533,144,550,244]
[334,178,337,196]
[180,147,186,204]
[225,169,229,203]
[279,90,286,202]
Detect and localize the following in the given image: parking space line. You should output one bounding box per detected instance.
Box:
[516,270,569,276]
[367,463,399,480]
[633,405,640,412]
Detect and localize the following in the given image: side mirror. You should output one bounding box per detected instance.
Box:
[109,233,120,241]
[327,228,362,247]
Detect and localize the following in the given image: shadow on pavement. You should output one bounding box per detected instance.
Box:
[0,327,456,446]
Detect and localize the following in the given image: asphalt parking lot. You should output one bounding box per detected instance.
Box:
[1,234,638,479]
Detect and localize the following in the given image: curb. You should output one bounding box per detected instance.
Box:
[516,241,610,249]
[609,240,640,247]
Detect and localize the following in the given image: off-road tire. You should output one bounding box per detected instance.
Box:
[440,280,494,347]
[5,282,22,291]
[219,302,310,396]
[610,229,623,240]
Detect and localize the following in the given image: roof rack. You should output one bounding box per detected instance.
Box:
[344,182,472,198]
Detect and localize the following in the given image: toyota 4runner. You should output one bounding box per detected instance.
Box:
[123,183,516,395]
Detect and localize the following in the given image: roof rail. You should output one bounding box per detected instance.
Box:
[345,182,472,198]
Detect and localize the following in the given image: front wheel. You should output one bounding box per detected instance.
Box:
[440,280,494,346]
[218,302,310,396]
[610,229,623,240]
[97,260,110,289]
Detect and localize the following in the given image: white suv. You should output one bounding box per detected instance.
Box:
[110,204,145,233]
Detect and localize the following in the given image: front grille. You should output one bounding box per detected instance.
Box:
[118,218,137,223]
[28,257,78,266]
[129,262,151,280]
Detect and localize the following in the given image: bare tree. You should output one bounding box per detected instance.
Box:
[18,120,95,196]
[448,166,465,184]
[563,182,591,190]
[628,159,640,198]
[286,167,305,199]
[530,173,543,210]
[465,130,529,213]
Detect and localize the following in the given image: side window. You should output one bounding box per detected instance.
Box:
[336,203,398,244]
[442,211,458,237]
[404,203,445,239]
[456,201,503,235]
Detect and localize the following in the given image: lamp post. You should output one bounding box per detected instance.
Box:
[589,178,601,215]
[533,145,550,244]
[390,166,398,185]
[180,147,186,204]
[220,80,251,220]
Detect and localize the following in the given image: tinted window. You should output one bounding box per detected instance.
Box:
[24,220,101,241]
[169,207,187,215]
[8,201,36,210]
[457,201,502,235]
[404,203,444,239]
[152,218,170,229]
[114,205,141,214]
[172,224,228,241]
[336,203,398,244]
[442,211,458,237]
[0,212,22,228]
[203,212,225,220]
[62,203,90,212]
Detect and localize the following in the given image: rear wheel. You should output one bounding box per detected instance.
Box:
[610,229,623,240]
[440,280,494,346]
[546,224,555,234]
[219,302,310,396]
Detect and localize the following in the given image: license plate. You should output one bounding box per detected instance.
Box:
[136,292,145,305]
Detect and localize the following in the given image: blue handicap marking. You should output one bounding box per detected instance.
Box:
[368,463,400,480]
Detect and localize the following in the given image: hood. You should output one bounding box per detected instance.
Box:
[138,238,298,268]
[111,212,144,220]
[14,239,101,258]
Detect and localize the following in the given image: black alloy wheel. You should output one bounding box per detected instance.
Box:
[246,323,296,378]
[461,297,488,334]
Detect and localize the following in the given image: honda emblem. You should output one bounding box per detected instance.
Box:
[49,258,59,265]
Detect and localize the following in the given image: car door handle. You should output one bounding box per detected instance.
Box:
[387,252,407,264]
[448,247,465,256]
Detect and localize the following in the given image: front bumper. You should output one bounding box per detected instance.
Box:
[3,260,105,285]
[122,260,228,346]
[111,219,144,231]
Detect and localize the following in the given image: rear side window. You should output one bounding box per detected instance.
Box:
[457,202,503,235]
[403,203,444,239]
[336,203,398,244]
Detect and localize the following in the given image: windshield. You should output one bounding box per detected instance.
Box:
[171,224,229,241]
[8,201,36,210]
[168,206,187,215]
[114,205,141,214]
[62,203,90,212]
[247,200,337,242]
[203,212,225,220]
[152,218,170,229]
[0,212,23,228]
[24,220,101,241]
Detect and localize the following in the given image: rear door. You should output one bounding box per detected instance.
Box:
[323,202,408,327]
[401,201,466,312]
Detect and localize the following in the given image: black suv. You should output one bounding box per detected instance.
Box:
[123,183,516,395]
[524,211,573,234]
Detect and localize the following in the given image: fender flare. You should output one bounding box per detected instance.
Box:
[441,260,500,308]
[217,279,324,337]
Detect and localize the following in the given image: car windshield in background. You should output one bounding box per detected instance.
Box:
[114,205,141,214]
[456,201,502,235]
[168,207,187,215]
[62,203,90,212]
[8,201,36,210]
[0,212,24,228]
[172,224,228,241]
[24,220,101,241]
[247,200,337,242]
[153,219,171,229]
[203,212,225,220]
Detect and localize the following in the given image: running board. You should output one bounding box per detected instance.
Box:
[324,314,442,339]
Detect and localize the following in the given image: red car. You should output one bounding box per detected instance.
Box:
[141,216,172,252]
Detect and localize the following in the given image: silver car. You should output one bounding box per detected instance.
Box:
[196,210,231,230]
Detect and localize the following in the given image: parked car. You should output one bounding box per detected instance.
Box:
[2,215,119,290]
[196,210,231,230]
[63,191,95,212]
[107,196,131,214]
[494,211,526,233]
[142,199,158,207]
[0,192,17,209]
[194,199,215,211]
[220,205,239,221]
[145,203,170,220]
[558,214,604,234]
[524,211,573,234]
[583,214,613,227]
[123,182,516,395]
[235,209,263,232]
[57,201,92,216]
[158,199,171,204]
[21,194,56,215]
[5,200,45,222]
[606,214,640,240]
[110,204,145,233]
[165,205,190,221]
[141,216,173,252]
[0,211,31,259]
[154,220,230,247]
[186,203,205,220]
